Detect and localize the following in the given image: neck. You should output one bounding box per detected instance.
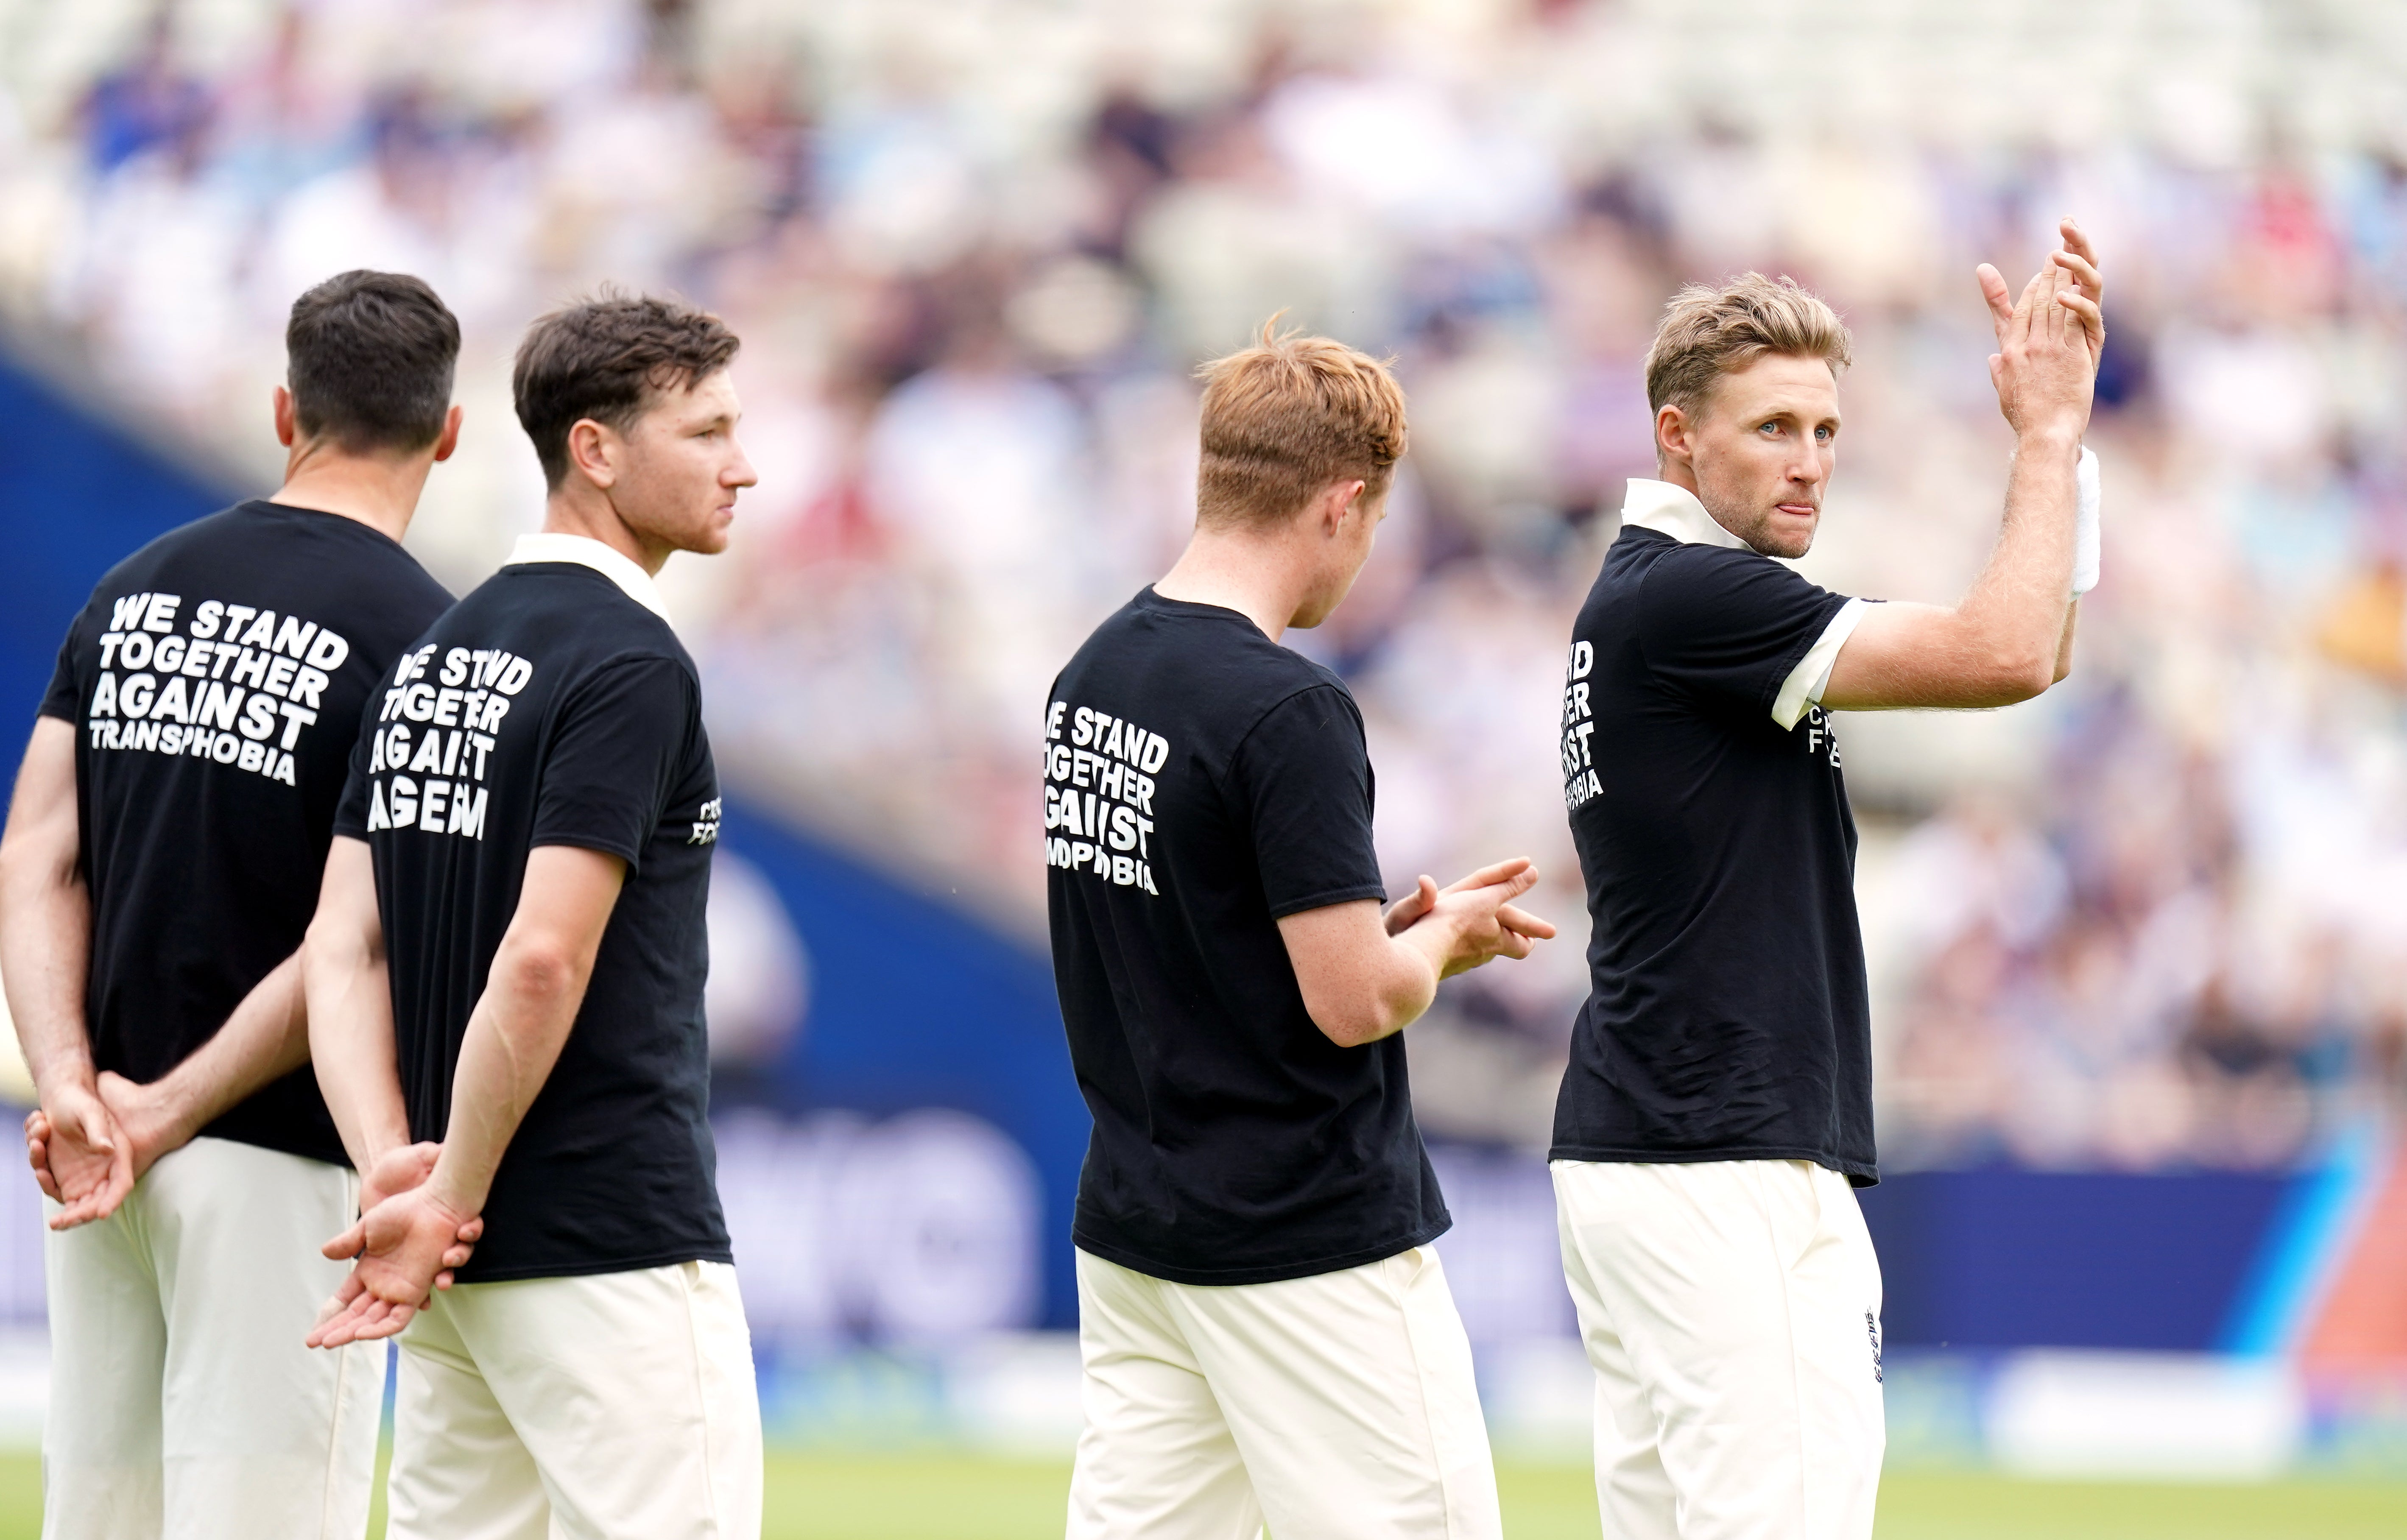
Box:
[1151,524,1312,643]
[268,440,434,543]
[540,485,669,576]
[1657,460,1702,499]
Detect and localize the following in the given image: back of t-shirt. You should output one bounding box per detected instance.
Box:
[39,501,454,1164]
[335,562,729,1283]
[1046,587,1448,1287]
[1553,527,1875,1180]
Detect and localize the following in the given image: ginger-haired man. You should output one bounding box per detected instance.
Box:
[1046,320,1557,1540]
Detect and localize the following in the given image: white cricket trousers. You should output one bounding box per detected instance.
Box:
[1551,1160,1885,1540]
[1068,1244,1501,1540]
[385,1259,762,1540]
[41,1135,387,1540]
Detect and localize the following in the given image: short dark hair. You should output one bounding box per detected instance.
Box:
[512,293,741,490]
[285,271,460,453]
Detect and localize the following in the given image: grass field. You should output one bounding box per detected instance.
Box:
[0,1452,2399,1536]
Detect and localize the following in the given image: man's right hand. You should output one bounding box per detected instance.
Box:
[1979,219,2103,444]
[305,1183,484,1350]
[29,1084,132,1229]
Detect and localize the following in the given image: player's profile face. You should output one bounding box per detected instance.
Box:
[1684,353,1840,560]
[612,369,757,558]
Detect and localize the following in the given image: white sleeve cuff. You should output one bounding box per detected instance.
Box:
[1771,597,1870,731]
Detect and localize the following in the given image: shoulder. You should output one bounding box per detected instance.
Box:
[1635,542,1832,623]
[83,503,251,592]
[328,538,455,645]
[1224,635,1358,725]
[1232,673,1364,764]
[561,640,702,714]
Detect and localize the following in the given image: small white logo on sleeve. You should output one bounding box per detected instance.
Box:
[691,797,723,845]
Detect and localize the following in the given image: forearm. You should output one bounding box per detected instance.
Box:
[0,856,92,1102]
[1957,429,2080,684]
[305,938,410,1174]
[424,944,586,1216]
[1345,934,1444,1047]
[142,954,308,1149]
[2053,600,2079,683]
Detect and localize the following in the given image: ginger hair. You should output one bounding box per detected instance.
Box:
[1193,318,1408,529]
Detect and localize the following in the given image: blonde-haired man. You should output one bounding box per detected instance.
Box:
[1550,228,2104,1540]
[1046,322,1555,1540]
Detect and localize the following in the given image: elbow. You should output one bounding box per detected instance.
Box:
[1983,649,2059,706]
[495,935,584,1008]
[301,913,379,984]
[1306,998,1390,1050]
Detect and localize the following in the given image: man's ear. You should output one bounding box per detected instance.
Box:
[273,386,298,449]
[1324,477,1368,534]
[431,404,464,464]
[565,418,619,490]
[1654,403,1692,469]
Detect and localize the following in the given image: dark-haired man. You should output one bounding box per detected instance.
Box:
[302,293,761,1540]
[0,270,477,1540]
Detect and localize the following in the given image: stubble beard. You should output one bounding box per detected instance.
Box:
[1699,485,1815,561]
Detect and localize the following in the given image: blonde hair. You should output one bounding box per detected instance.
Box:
[1194,318,1408,530]
[1643,273,1851,420]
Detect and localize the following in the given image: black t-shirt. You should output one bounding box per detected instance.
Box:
[1553,527,1877,1182]
[38,500,453,1165]
[333,560,729,1282]
[1046,588,1448,1286]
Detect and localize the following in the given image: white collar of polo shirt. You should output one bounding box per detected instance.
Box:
[1617,479,1868,731]
[1618,478,1753,552]
[504,533,673,623]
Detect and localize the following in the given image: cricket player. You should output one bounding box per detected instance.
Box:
[302,293,762,1540]
[1550,225,2105,1538]
[0,270,477,1539]
[1047,320,1557,1539]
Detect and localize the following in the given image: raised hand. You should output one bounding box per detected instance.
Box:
[305,1183,483,1349]
[1980,241,2097,443]
[2051,219,2106,367]
[30,1084,133,1229]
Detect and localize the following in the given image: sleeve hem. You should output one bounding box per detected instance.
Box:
[1770,596,1870,730]
[1265,882,1391,921]
[528,832,647,875]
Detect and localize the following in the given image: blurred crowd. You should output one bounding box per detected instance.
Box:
[3,0,2407,1171]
